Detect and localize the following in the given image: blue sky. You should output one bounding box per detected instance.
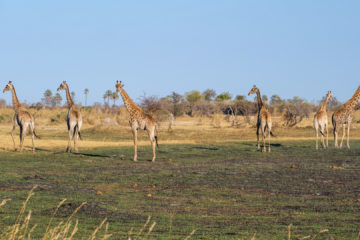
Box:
[0,1,359,105]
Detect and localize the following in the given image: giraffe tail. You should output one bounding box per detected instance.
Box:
[319,130,325,137]
[73,124,82,140]
[78,131,82,140]
[155,136,159,148]
[332,114,336,134]
[33,129,40,139]
[265,124,276,137]
[155,125,159,148]
[30,122,40,139]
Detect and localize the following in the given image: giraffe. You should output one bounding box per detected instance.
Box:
[57,81,82,153]
[248,85,274,152]
[115,81,158,162]
[168,113,174,131]
[3,81,39,152]
[313,91,333,150]
[332,85,360,149]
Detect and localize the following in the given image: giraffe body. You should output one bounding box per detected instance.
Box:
[115,81,158,162]
[3,81,38,152]
[313,91,333,149]
[57,81,82,153]
[332,86,360,149]
[248,85,273,152]
[168,113,174,131]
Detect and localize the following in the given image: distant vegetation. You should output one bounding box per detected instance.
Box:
[0,88,345,127]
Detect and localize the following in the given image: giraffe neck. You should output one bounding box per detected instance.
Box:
[10,87,22,112]
[64,85,74,107]
[344,85,360,110]
[319,95,330,112]
[255,89,264,110]
[119,88,141,116]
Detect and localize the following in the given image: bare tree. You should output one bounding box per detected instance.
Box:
[167,92,185,117]
[140,95,162,114]
[203,89,216,101]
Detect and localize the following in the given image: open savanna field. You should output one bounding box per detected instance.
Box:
[0,107,360,239]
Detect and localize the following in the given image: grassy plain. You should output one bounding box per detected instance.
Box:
[0,107,360,239]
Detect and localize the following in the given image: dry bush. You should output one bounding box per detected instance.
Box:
[282,98,314,127]
[139,95,175,127]
[192,100,220,118]
[282,104,313,127]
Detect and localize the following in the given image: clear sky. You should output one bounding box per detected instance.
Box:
[0,0,359,105]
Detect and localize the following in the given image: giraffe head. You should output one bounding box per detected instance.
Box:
[248,85,258,96]
[57,81,68,91]
[327,91,334,102]
[3,81,14,93]
[115,80,124,92]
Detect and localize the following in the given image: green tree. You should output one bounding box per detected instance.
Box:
[104,90,113,105]
[270,94,282,105]
[186,90,203,104]
[262,95,268,103]
[111,91,119,106]
[51,93,62,107]
[42,89,53,107]
[84,88,89,106]
[216,92,232,101]
[235,95,245,101]
[71,91,76,102]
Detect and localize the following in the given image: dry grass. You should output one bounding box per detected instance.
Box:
[1,106,360,152]
[0,188,199,240]
[0,186,112,240]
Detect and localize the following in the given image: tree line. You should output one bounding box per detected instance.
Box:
[0,88,344,127]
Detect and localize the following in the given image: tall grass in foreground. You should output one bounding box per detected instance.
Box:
[0,187,354,239]
[0,187,112,240]
[0,187,196,240]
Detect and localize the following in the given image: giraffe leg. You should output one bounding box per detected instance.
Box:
[11,120,17,151]
[256,123,260,151]
[326,123,329,149]
[320,124,325,149]
[30,122,35,152]
[346,123,351,149]
[132,128,138,162]
[339,124,346,148]
[66,130,73,152]
[148,127,156,162]
[268,126,271,153]
[74,127,79,153]
[261,123,266,152]
[314,124,319,150]
[19,124,27,152]
[334,123,338,148]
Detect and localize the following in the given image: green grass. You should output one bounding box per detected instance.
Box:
[0,140,360,239]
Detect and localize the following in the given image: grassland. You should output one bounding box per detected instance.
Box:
[0,108,360,239]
